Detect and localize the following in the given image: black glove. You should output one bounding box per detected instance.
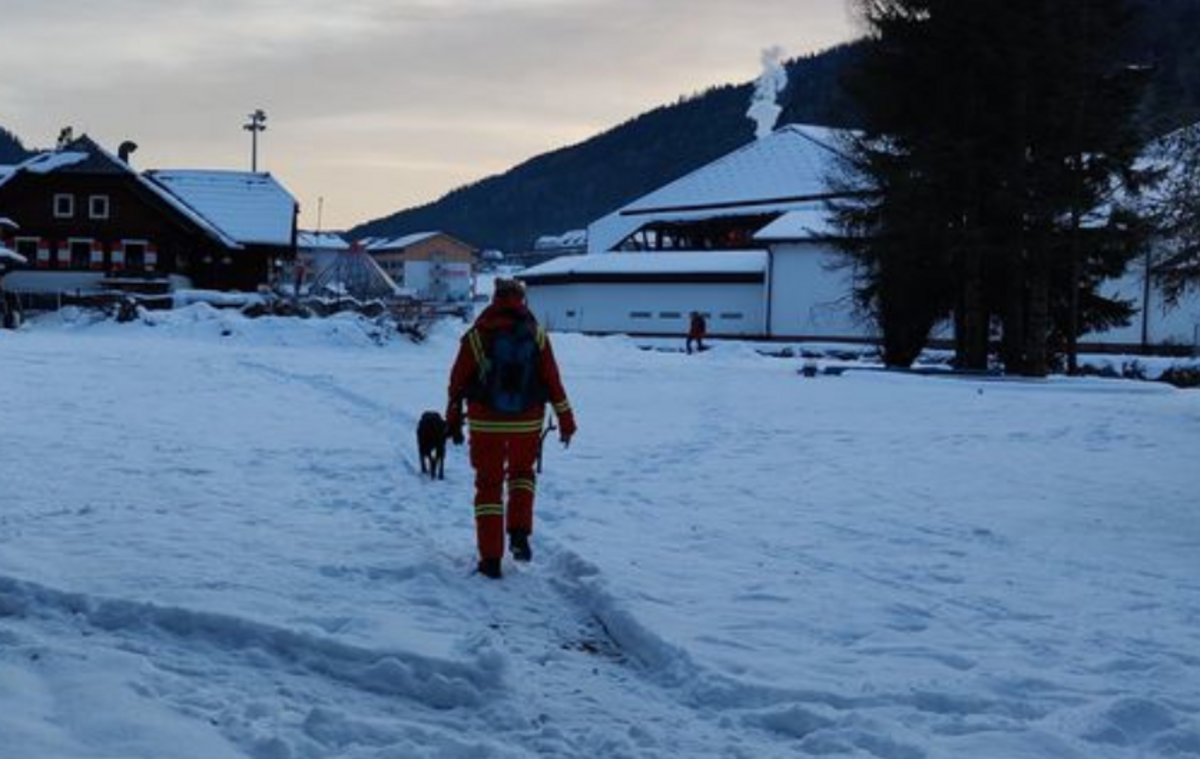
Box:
[448,418,465,446]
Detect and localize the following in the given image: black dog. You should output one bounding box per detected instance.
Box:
[417,411,449,480]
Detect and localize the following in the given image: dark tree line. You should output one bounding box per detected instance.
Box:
[0,127,34,165]
[832,0,1154,375]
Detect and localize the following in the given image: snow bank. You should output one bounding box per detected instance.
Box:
[1,309,1198,759]
[27,303,433,351]
[0,575,506,708]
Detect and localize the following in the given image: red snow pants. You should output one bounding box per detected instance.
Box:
[469,429,541,560]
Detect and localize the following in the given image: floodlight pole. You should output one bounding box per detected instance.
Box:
[243,109,268,172]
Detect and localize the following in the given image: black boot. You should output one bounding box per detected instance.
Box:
[478,557,502,579]
[509,530,532,563]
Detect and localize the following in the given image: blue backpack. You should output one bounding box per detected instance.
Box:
[484,317,544,413]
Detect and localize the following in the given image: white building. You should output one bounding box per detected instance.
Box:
[525,125,873,342]
[364,232,476,302]
[525,123,1200,351]
[519,251,767,335]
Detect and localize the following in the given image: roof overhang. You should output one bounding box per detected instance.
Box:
[520,251,768,286]
[521,270,765,286]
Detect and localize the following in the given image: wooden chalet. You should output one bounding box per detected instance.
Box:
[0,135,298,298]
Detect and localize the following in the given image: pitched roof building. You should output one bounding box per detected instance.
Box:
[0,135,298,296]
[364,231,477,302]
[587,125,850,256]
[524,125,865,340]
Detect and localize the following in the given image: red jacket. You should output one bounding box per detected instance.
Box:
[447,301,574,434]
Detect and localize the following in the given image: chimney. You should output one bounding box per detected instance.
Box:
[118,141,139,165]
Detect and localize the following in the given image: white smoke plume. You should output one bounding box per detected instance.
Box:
[746,46,788,140]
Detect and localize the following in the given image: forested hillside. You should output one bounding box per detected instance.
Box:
[349,45,864,252]
[1132,0,1200,133]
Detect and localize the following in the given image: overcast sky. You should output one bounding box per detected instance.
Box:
[0,0,855,231]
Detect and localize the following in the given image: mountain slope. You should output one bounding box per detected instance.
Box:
[349,44,864,252]
[350,0,1200,253]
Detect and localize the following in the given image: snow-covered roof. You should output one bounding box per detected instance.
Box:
[0,244,26,265]
[25,151,89,175]
[365,232,441,252]
[0,150,94,195]
[0,137,252,250]
[753,204,840,242]
[391,232,440,249]
[627,125,846,214]
[298,231,350,251]
[588,124,853,254]
[521,251,768,282]
[147,170,296,247]
[534,230,587,250]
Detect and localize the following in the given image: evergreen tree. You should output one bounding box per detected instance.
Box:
[0,127,34,165]
[833,0,1150,374]
[1152,125,1200,303]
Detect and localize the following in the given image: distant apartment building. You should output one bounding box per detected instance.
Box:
[365,232,477,301]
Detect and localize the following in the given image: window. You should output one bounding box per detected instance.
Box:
[54,194,74,218]
[89,195,110,219]
[124,240,147,270]
[630,311,652,319]
[14,238,38,260]
[720,312,745,320]
[566,310,577,318]
[68,239,92,270]
[659,311,682,319]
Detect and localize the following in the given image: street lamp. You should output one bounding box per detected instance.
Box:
[243,109,268,172]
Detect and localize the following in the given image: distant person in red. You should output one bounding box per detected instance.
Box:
[446,279,577,579]
[687,311,707,354]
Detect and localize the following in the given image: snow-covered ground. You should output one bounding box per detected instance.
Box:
[1,306,1198,759]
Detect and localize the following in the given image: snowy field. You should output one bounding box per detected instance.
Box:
[1,306,1198,759]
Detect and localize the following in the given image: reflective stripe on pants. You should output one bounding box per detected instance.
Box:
[469,429,541,560]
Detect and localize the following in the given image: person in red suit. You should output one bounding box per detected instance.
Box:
[687,311,708,354]
[446,278,577,579]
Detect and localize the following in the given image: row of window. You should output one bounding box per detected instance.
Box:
[628,311,744,321]
[10,237,155,272]
[53,194,110,221]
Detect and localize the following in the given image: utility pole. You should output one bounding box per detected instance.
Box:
[243,109,267,172]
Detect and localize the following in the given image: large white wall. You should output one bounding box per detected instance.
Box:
[526,281,765,336]
[767,243,875,340]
